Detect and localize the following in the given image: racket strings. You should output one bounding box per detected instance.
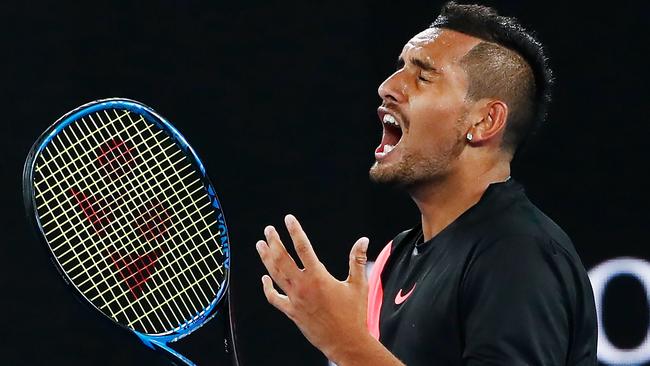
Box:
[57,111,218,332]
[96,110,223,330]
[33,109,226,335]
[90,111,224,314]
[70,185,207,286]
[37,121,162,221]
[38,111,175,332]
[37,121,129,320]
[40,123,200,248]
[71,112,184,330]
[35,111,138,199]
[93,111,221,323]
[47,142,186,251]
[69,183,202,282]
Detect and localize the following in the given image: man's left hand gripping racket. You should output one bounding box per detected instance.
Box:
[22,98,240,366]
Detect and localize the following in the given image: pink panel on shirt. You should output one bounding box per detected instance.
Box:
[367,241,392,340]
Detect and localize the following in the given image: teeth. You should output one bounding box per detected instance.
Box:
[384,144,394,153]
[382,114,399,126]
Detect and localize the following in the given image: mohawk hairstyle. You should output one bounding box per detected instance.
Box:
[432,1,553,155]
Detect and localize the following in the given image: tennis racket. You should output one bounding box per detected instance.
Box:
[22,98,240,366]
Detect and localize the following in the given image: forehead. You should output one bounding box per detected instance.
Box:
[400,28,482,69]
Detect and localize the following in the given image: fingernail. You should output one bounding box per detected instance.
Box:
[360,237,369,252]
[264,226,273,236]
[256,241,265,253]
[284,214,295,227]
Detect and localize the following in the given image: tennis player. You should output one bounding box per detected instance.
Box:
[256,2,598,365]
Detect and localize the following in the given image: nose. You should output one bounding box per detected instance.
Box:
[378,70,407,104]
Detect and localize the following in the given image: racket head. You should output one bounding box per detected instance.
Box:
[23,98,231,345]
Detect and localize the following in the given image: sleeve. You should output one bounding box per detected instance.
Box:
[460,235,572,366]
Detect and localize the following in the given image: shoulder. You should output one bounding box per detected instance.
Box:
[460,232,593,316]
[478,191,582,262]
[459,235,571,323]
[465,234,560,279]
[459,234,595,364]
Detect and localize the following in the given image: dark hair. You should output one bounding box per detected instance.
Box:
[432,1,553,155]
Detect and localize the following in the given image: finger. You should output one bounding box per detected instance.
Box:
[284,214,321,269]
[264,225,300,275]
[262,274,292,315]
[256,239,297,292]
[348,237,370,285]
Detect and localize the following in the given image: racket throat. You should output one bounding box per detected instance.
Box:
[135,332,197,366]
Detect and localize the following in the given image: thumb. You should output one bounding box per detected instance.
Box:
[348,237,370,285]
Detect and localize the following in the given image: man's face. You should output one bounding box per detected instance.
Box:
[370,28,481,189]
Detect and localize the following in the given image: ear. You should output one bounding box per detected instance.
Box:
[466,99,508,145]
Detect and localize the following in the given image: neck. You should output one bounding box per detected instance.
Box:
[410,160,510,241]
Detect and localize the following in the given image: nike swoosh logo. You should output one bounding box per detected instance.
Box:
[394,283,416,305]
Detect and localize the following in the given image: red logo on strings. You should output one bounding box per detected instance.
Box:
[96,138,136,180]
[110,250,160,300]
[69,188,112,235]
[109,200,170,299]
[133,199,170,242]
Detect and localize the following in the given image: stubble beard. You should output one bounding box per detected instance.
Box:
[369,123,466,191]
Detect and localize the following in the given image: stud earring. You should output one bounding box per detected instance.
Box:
[466,132,473,142]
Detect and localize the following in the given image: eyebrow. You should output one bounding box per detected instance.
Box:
[396,56,439,73]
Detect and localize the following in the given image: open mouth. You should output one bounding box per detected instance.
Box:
[375,110,404,159]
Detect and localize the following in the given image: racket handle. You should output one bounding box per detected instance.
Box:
[225,292,241,366]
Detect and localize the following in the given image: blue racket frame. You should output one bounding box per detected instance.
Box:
[23,98,236,366]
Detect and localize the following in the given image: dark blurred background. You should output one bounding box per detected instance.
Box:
[2,1,648,365]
